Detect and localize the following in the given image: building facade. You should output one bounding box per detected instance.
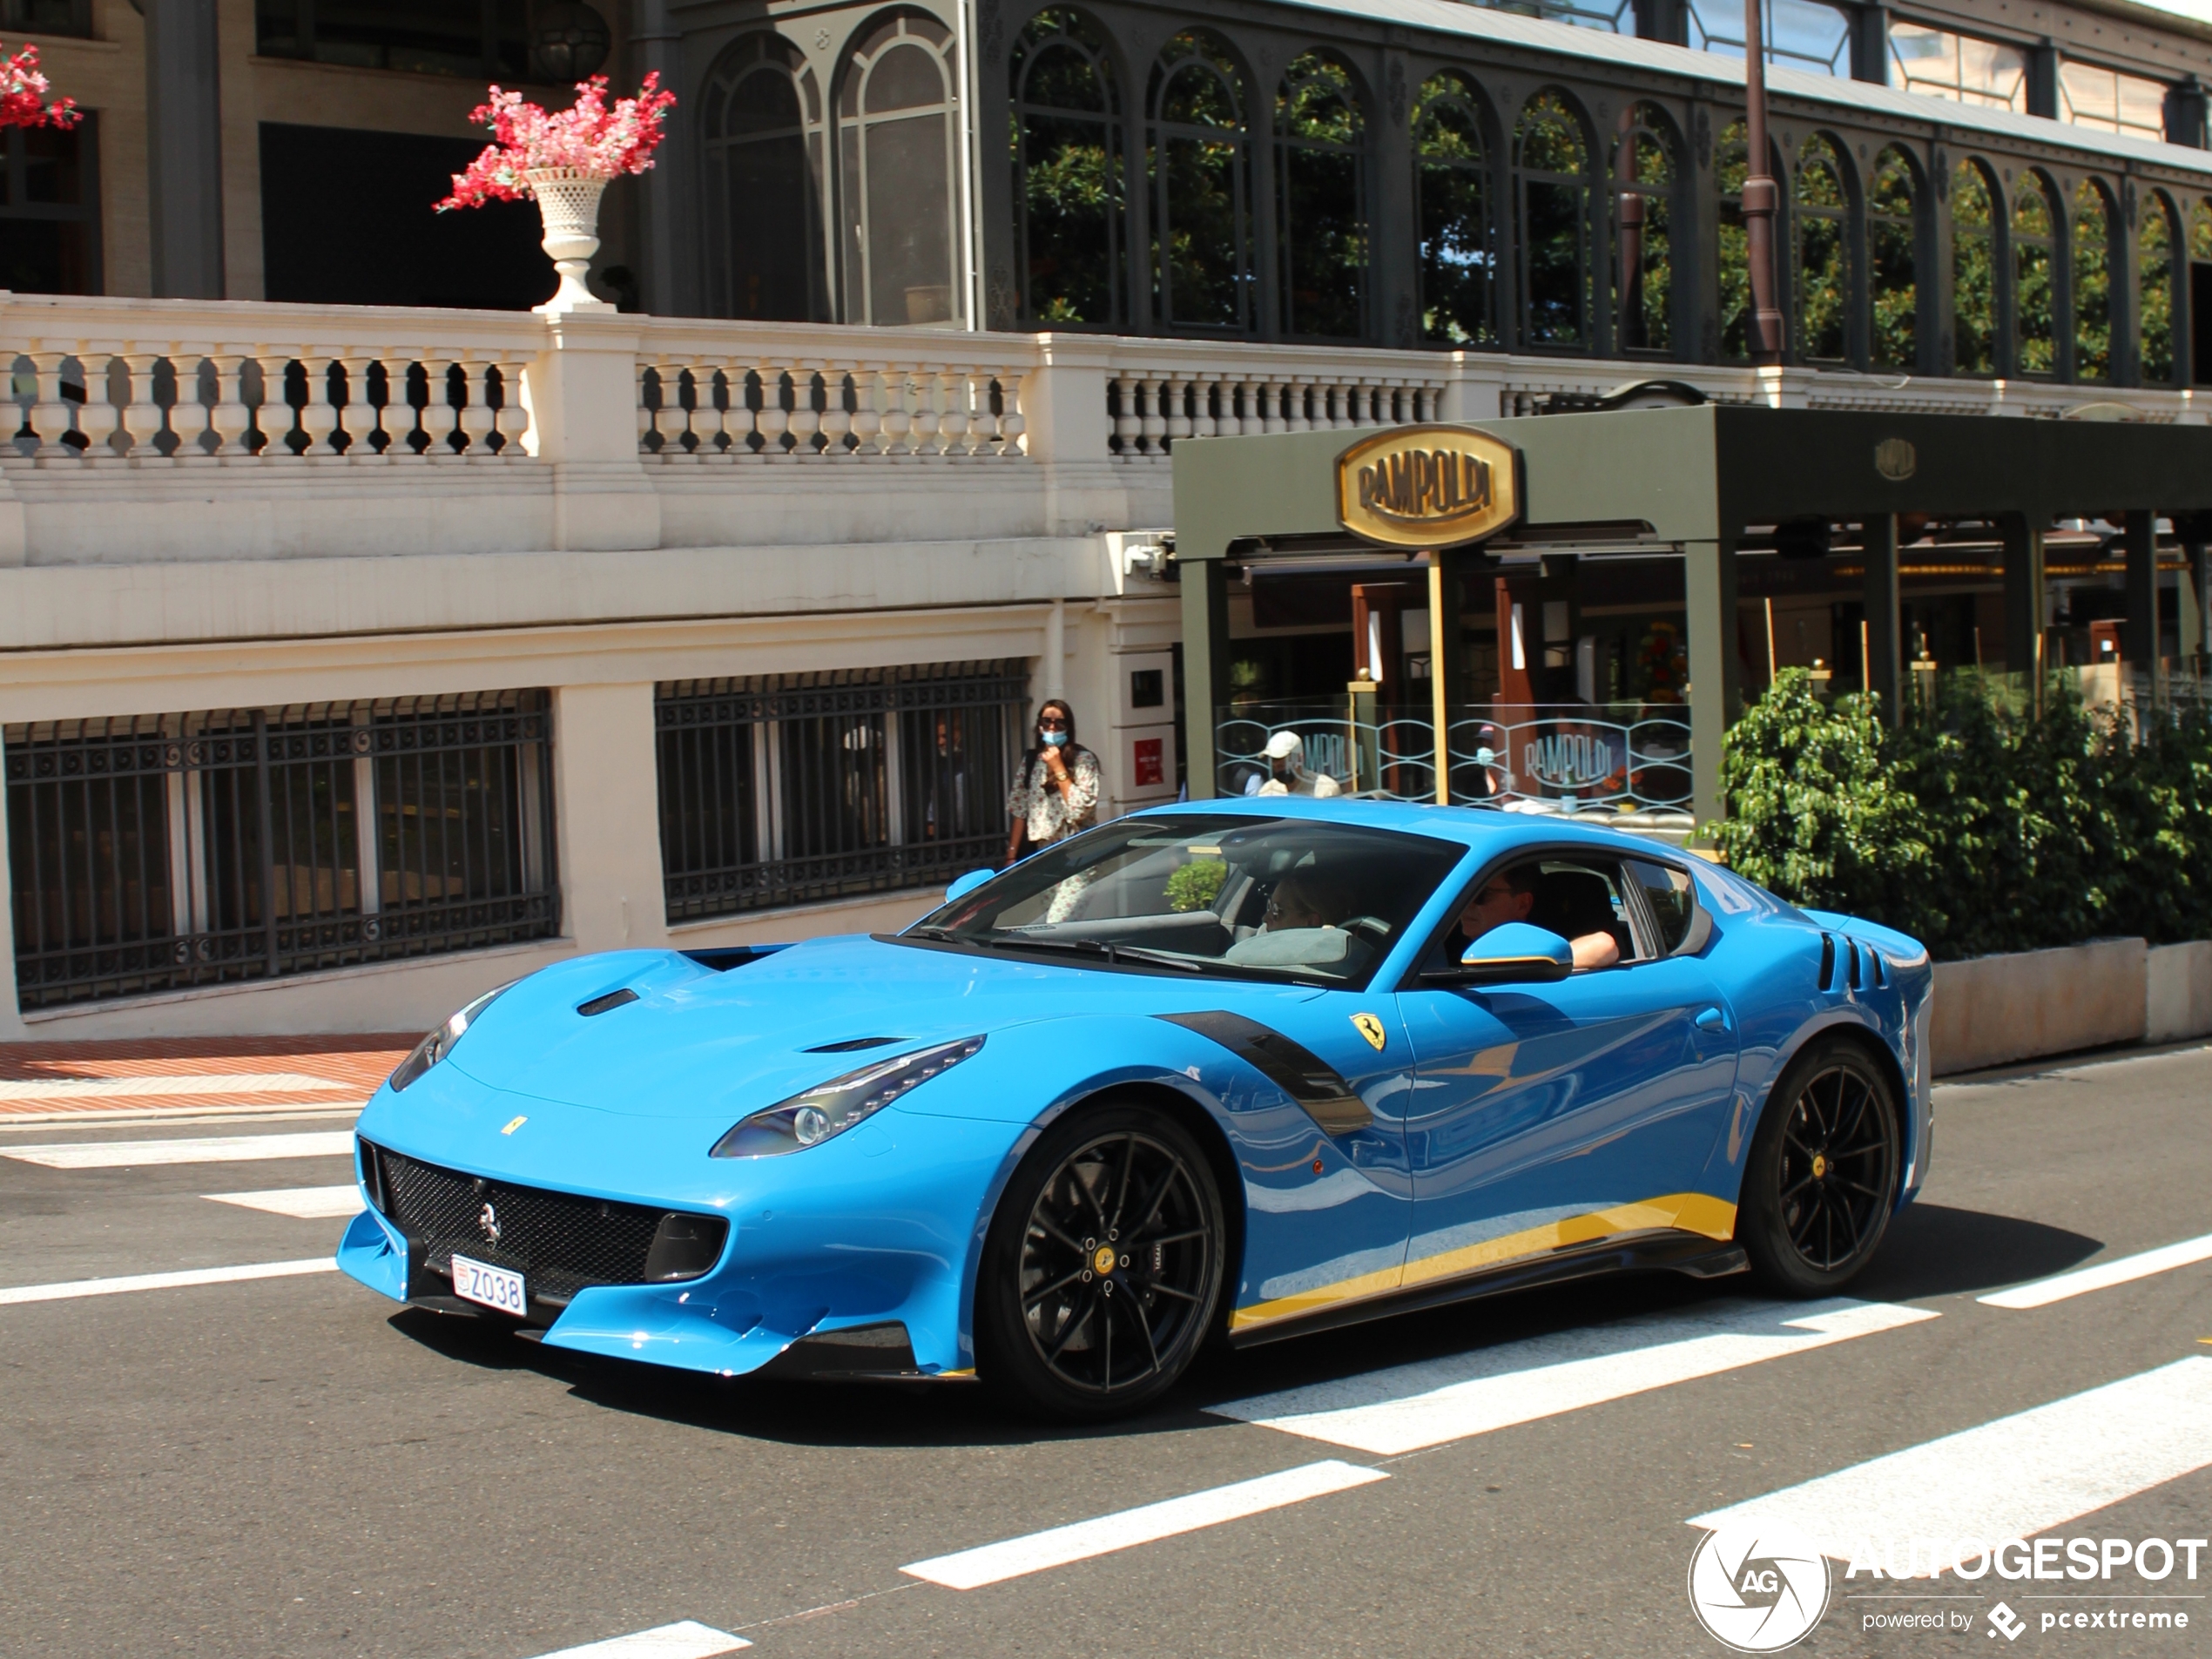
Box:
[5,0,2212,1040]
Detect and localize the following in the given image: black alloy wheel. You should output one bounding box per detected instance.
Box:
[978,1101,1226,1420]
[1738,1037,1901,1296]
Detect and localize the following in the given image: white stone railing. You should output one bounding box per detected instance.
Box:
[1096,340,1453,458]
[1,296,543,463]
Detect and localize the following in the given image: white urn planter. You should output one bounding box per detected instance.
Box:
[523,165,613,314]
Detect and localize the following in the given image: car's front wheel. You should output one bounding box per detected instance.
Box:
[976,1100,1226,1421]
[1737,1036,1902,1297]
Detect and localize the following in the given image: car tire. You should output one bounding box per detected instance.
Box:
[1737,1035,1902,1298]
[976,1099,1227,1422]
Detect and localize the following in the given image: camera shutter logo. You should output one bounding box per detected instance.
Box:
[1986,1602,2026,1642]
[1686,1523,1832,1653]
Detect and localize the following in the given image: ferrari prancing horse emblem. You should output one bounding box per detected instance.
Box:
[1352,1013,1386,1051]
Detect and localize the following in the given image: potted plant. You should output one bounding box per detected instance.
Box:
[1,42,78,130]
[436,71,675,314]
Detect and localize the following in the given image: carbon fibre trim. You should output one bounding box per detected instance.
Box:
[1155,1009,1373,1135]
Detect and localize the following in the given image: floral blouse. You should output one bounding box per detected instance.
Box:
[1007,745,1102,846]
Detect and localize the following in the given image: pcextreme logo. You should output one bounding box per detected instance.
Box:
[1688,1524,1833,1653]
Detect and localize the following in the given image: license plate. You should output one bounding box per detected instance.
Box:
[449,1253,526,1315]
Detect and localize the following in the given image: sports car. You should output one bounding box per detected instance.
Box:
[338,799,1933,1420]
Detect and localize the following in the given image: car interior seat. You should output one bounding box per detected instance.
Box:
[1528,868,1632,959]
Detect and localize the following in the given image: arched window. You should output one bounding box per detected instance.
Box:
[1276,51,1366,338]
[1795,133,1850,362]
[1716,118,1751,357]
[2072,179,2114,382]
[1148,30,1251,332]
[1413,71,1495,347]
[2013,172,2055,375]
[1009,9,1123,327]
[838,13,961,327]
[702,33,828,322]
[1611,105,1674,354]
[1515,90,1591,349]
[1952,159,1996,375]
[2140,192,2176,383]
[1869,147,1918,369]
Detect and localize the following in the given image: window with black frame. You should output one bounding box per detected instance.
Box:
[1414,71,1495,348]
[1869,147,1918,372]
[1,0,90,36]
[837,12,961,327]
[1274,50,1366,340]
[1952,158,1998,376]
[5,691,557,1011]
[2139,192,2176,384]
[1010,8,1123,328]
[656,662,1024,922]
[1610,105,1675,355]
[1716,118,1754,359]
[1148,30,1251,334]
[256,0,536,78]
[1795,133,1851,365]
[2013,172,2057,377]
[1514,90,1591,350]
[0,117,98,295]
[702,33,828,324]
[2074,178,2115,383]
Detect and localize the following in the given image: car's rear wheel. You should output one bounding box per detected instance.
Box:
[977,1101,1226,1421]
[1737,1036,1901,1297]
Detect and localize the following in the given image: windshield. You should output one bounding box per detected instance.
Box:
[904,814,1467,987]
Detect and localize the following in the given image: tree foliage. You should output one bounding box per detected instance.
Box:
[1714,670,2212,960]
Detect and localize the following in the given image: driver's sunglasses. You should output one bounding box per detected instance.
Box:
[1472,883,1514,905]
[1038,716,1069,730]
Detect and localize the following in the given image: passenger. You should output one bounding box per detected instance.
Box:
[1457,864,1621,971]
[1254,732,1342,798]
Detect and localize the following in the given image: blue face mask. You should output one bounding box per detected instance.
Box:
[1042,730,1069,749]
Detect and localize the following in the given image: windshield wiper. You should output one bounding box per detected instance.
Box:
[973,934,1202,973]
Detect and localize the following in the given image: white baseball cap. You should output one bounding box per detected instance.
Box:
[1263,731,1304,759]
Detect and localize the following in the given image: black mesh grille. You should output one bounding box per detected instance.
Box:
[362,1140,726,1304]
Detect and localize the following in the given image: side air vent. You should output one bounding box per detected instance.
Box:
[804,1036,904,1053]
[577,988,639,1017]
[1817,933,1836,992]
[1845,940,1862,991]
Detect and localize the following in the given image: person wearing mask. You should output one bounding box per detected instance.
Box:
[1004,698,1102,867]
[1250,731,1342,798]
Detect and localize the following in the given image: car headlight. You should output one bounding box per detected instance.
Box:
[387,982,513,1094]
[711,1036,986,1157]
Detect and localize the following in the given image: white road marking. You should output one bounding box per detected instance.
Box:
[0,1258,338,1307]
[1,1130,355,1169]
[522,1622,750,1659]
[1690,1357,2212,1573]
[0,1071,351,1101]
[1978,1232,2212,1309]
[1211,1298,1937,1455]
[203,1184,362,1219]
[900,1460,1387,1589]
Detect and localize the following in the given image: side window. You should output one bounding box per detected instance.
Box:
[1628,858,1698,953]
[1430,854,1640,970]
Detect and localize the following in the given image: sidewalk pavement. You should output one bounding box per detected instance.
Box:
[0,1035,418,1123]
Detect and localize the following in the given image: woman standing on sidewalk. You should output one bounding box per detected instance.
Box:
[1004,698,1101,867]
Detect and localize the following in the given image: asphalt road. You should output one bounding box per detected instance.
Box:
[3,1045,2209,1659]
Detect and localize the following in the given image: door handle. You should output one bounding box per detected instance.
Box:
[1695,1006,1728,1031]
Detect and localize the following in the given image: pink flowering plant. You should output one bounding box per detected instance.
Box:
[0,43,79,130]
[436,72,674,210]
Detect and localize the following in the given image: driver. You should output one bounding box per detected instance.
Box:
[1263,871,1349,933]
[1457,864,1620,970]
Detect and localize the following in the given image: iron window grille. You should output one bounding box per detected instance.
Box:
[657,661,1026,921]
[7,691,557,1011]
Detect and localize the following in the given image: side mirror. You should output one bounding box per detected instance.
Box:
[944,868,995,904]
[1440,921,1573,985]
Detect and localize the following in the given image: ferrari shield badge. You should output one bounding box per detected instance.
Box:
[1352,1013,1387,1051]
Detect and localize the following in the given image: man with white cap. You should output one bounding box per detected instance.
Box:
[1253,730,1341,798]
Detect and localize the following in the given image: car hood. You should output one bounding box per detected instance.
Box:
[442,934,1322,1121]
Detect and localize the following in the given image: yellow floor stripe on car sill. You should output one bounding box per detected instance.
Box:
[1229,1192,1737,1333]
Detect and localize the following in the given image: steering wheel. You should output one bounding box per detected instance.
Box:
[1343,914,1393,943]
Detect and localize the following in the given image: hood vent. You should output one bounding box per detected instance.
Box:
[577,988,639,1017]
[804,1035,904,1053]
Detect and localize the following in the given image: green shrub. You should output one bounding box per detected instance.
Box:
[1713,669,2212,960]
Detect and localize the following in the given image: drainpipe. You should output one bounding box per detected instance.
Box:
[1742,0,1784,363]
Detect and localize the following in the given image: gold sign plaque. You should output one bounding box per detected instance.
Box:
[1337,426,1521,549]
